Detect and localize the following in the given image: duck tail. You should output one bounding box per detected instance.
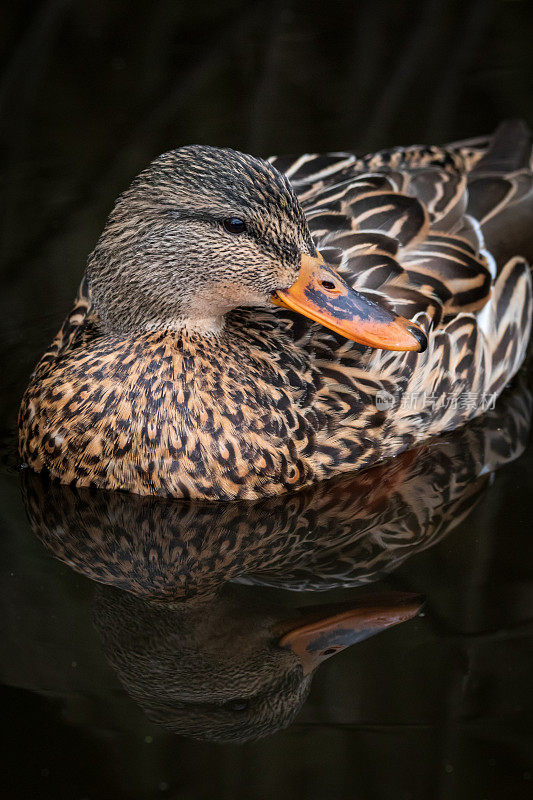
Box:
[465,119,532,222]
[473,122,533,391]
[469,119,532,177]
[451,120,533,270]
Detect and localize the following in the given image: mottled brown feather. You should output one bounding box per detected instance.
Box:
[19,123,533,500]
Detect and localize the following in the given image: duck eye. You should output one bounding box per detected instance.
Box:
[223,217,247,234]
[227,699,249,712]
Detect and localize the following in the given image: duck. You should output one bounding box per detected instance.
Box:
[18,120,533,500]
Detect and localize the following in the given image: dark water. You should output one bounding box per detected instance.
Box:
[2,2,533,798]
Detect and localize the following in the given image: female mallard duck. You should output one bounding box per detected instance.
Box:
[19,120,533,500]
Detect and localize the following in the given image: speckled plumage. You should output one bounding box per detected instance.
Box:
[19,122,533,500]
[23,374,532,599]
[22,377,531,743]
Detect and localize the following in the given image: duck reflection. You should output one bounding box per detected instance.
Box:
[92,585,420,743]
[21,379,531,742]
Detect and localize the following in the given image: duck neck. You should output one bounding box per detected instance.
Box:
[144,314,226,337]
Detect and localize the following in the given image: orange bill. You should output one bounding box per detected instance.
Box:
[271,253,427,352]
[275,592,424,675]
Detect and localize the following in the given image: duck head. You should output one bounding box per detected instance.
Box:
[94,584,422,743]
[87,145,426,350]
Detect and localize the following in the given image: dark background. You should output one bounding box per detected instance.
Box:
[2,1,533,798]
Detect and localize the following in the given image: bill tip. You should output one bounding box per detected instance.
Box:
[407,325,428,353]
